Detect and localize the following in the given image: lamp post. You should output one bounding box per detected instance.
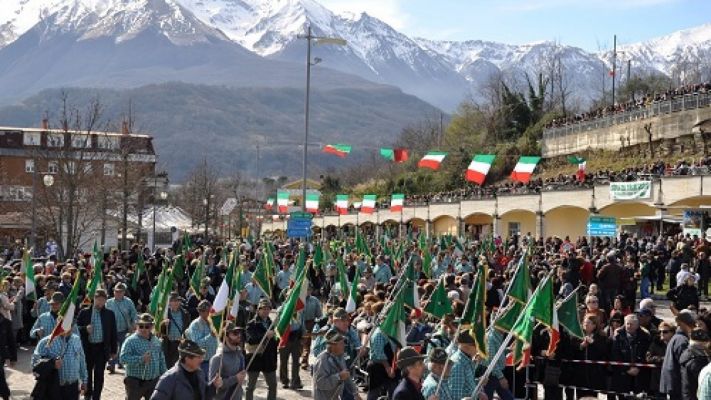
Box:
[297,25,347,211]
[151,190,167,251]
[30,170,55,255]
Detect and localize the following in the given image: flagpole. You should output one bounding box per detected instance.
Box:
[469,271,555,399]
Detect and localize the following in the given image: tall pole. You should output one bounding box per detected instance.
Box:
[30,159,37,254]
[302,25,312,212]
[611,34,617,106]
[152,174,157,251]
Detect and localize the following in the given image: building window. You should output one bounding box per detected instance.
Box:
[83,163,93,174]
[71,134,91,148]
[508,222,521,238]
[23,132,41,146]
[97,136,119,150]
[25,159,35,173]
[47,133,64,147]
[2,186,31,202]
[48,161,59,174]
[103,163,115,176]
[63,161,76,175]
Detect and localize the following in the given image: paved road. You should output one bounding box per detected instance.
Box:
[5,298,706,399]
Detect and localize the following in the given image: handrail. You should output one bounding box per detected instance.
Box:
[543,92,711,138]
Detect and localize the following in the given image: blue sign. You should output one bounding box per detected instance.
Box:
[287,212,313,238]
[587,216,617,237]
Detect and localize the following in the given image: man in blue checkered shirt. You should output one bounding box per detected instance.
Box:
[31,281,56,318]
[448,330,487,400]
[106,283,137,373]
[185,299,218,377]
[120,313,167,400]
[77,289,117,400]
[32,321,88,399]
[30,291,64,339]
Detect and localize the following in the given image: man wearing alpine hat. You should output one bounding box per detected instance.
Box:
[312,328,360,400]
[392,346,428,400]
[151,339,222,400]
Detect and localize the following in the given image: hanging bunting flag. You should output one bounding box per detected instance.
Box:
[417,151,448,170]
[305,193,320,214]
[568,156,587,182]
[390,193,404,212]
[361,195,376,214]
[380,148,409,163]
[336,195,349,215]
[264,197,275,210]
[465,154,496,185]
[276,191,289,213]
[510,156,541,184]
[322,144,352,157]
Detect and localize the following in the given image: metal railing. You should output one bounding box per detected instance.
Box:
[543,92,711,139]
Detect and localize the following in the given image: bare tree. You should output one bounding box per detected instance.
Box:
[177,159,219,237]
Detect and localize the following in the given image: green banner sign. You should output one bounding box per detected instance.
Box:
[609,181,652,200]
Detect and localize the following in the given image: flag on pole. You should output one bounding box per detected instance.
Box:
[83,241,103,305]
[275,268,308,347]
[390,193,404,212]
[345,266,361,313]
[211,258,234,315]
[131,253,145,291]
[48,273,80,344]
[23,248,36,301]
[424,277,452,319]
[322,144,352,157]
[380,148,409,163]
[568,156,586,182]
[510,156,541,184]
[466,154,496,185]
[336,257,349,298]
[361,195,376,214]
[462,269,488,358]
[510,275,554,355]
[417,151,447,170]
[336,195,349,215]
[252,255,272,298]
[264,197,275,210]
[305,193,320,214]
[380,287,407,347]
[277,191,289,213]
[228,266,244,320]
[557,289,584,339]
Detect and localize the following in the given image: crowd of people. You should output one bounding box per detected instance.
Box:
[1,230,711,400]
[545,82,711,130]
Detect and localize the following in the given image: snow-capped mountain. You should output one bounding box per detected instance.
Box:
[1,0,710,111]
[0,0,381,104]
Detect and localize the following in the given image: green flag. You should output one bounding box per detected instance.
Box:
[275,267,307,347]
[510,275,554,349]
[380,286,408,347]
[172,254,185,282]
[131,253,145,291]
[23,248,36,301]
[336,256,349,298]
[424,277,452,319]
[558,289,584,339]
[149,270,166,315]
[190,256,205,295]
[252,254,272,298]
[567,155,586,165]
[313,244,323,268]
[462,268,488,358]
[84,241,103,304]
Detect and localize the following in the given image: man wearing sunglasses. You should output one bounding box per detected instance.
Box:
[120,314,167,400]
[209,321,247,400]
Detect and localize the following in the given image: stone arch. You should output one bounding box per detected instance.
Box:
[544,206,589,240]
[433,215,458,236]
[499,210,536,238]
[464,213,493,238]
[599,202,658,234]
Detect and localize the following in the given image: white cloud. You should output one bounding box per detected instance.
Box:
[319,0,412,30]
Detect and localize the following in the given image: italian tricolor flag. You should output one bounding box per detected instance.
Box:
[568,156,586,182]
[390,193,404,212]
[380,148,409,163]
[466,154,495,185]
[277,191,289,213]
[305,193,320,214]
[322,144,351,158]
[336,195,349,215]
[417,151,447,170]
[510,156,541,184]
[49,273,80,343]
[264,197,275,210]
[361,195,376,214]
[276,268,308,348]
[23,248,36,301]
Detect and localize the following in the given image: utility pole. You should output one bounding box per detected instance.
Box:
[611,34,617,106]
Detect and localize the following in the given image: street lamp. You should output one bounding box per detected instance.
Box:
[31,170,55,254]
[297,25,347,211]
[203,195,214,237]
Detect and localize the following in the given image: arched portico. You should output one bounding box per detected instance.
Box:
[499,210,536,239]
[433,215,458,236]
[544,206,589,240]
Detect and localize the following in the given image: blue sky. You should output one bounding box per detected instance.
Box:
[320,0,710,50]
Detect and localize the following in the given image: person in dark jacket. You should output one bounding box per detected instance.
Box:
[392,347,427,400]
[597,252,622,311]
[76,289,117,400]
[610,314,651,400]
[647,321,674,398]
[680,328,711,400]
[151,339,219,400]
[245,299,278,400]
[667,274,700,313]
[571,314,609,397]
[660,309,695,397]
[159,293,191,368]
